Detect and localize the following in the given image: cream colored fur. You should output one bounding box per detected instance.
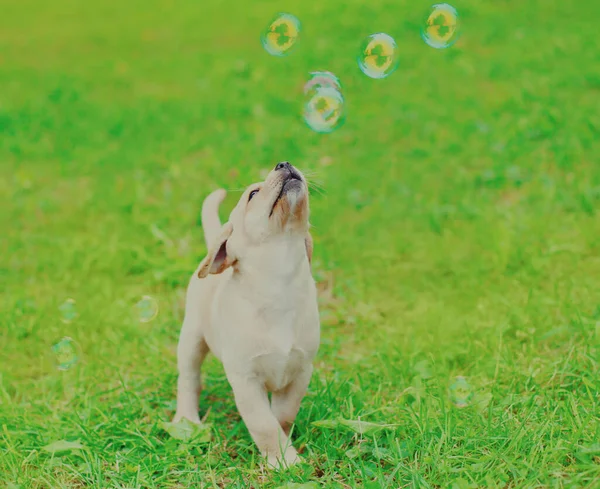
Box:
[174,162,320,469]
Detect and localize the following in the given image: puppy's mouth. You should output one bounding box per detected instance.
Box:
[270,171,303,216]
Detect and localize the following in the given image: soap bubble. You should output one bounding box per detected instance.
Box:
[304,71,342,94]
[421,3,461,49]
[303,85,345,134]
[302,72,345,133]
[136,295,159,323]
[357,33,399,79]
[51,337,79,371]
[261,13,301,56]
[449,376,473,408]
[58,298,78,324]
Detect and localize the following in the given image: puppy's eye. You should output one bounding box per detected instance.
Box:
[248,189,259,201]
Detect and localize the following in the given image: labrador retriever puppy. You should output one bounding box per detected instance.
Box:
[174,161,320,468]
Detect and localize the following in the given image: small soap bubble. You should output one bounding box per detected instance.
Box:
[303,85,345,134]
[302,72,344,133]
[304,71,342,95]
[136,295,159,323]
[421,3,461,49]
[357,33,399,79]
[449,376,473,408]
[261,13,301,56]
[51,337,79,371]
[58,298,78,324]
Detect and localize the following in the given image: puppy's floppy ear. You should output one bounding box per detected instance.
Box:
[198,222,235,278]
[305,232,313,266]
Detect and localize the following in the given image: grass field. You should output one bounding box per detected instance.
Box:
[2,0,600,487]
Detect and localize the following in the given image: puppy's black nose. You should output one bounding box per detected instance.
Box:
[275,161,291,171]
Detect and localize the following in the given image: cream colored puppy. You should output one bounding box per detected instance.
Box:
[174,162,320,468]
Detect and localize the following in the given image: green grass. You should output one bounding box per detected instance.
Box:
[2,0,600,487]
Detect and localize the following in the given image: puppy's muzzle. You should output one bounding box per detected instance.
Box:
[270,161,304,216]
[275,161,302,183]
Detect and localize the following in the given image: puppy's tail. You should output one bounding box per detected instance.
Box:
[201,189,227,247]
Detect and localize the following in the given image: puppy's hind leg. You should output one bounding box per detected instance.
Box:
[174,315,209,424]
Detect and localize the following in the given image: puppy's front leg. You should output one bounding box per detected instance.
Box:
[174,315,209,424]
[227,374,300,468]
[271,367,313,436]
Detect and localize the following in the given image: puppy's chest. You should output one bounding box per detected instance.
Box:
[250,313,309,392]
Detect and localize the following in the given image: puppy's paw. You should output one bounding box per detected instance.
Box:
[172,412,201,424]
[266,447,301,470]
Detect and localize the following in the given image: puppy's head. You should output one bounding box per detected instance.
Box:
[198,162,312,278]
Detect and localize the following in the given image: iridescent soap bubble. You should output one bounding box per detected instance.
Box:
[136,295,159,323]
[302,71,345,133]
[303,85,345,134]
[421,4,461,49]
[58,298,78,324]
[449,376,473,408]
[261,13,301,56]
[304,71,342,95]
[357,33,399,79]
[51,337,79,371]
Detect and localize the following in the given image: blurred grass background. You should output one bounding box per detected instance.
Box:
[1,0,599,487]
